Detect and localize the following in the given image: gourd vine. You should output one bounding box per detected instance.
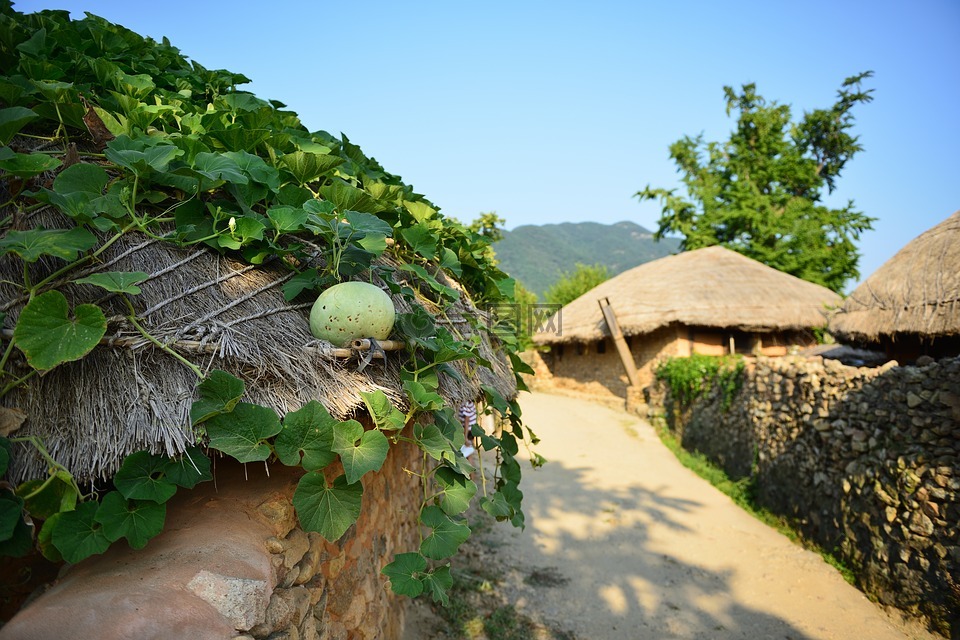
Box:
[0,4,538,606]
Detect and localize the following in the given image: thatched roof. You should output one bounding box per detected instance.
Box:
[830,210,960,343]
[535,245,841,345]
[0,212,515,485]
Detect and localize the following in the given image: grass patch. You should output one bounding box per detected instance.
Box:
[434,567,539,640]
[653,423,858,586]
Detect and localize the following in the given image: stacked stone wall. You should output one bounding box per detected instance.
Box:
[647,355,960,636]
[253,426,422,640]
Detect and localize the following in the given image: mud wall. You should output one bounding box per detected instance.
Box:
[0,417,422,640]
[646,355,960,636]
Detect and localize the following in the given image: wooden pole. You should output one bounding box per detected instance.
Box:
[598,297,640,387]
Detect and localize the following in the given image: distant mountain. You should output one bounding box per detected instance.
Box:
[493,221,680,298]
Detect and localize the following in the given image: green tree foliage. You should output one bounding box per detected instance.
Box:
[637,72,876,293]
[543,263,610,307]
[468,212,506,243]
[512,281,538,350]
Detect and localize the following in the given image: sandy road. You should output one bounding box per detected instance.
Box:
[461,391,939,640]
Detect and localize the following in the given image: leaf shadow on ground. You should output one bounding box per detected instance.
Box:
[470,456,819,640]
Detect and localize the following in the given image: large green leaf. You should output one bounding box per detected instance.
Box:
[403,380,444,413]
[113,451,178,503]
[413,423,452,460]
[104,136,182,176]
[53,162,109,196]
[331,421,389,484]
[13,290,106,371]
[342,210,393,237]
[190,370,245,424]
[0,151,61,178]
[37,513,63,562]
[75,271,150,295]
[434,467,477,516]
[0,106,39,145]
[161,447,212,489]
[205,402,281,463]
[0,438,9,476]
[266,205,308,234]
[0,510,32,558]
[274,401,337,471]
[381,552,426,598]
[280,150,344,185]
[399,224,438,259]
[421,565,454,606]
[359,390,406,432]
[17,473,76,520]
[192,152,248,186]
[0,493,24,542]
[403,200,438,223]
[94,492,166,549]
[318,179,379,213]
[292,472,362,542]
[223,151,279,188]
[51,501,110,563]
[419,505,470,560]
[0,227,97,263]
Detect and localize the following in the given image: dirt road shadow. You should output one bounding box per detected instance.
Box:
[471,457,820,640]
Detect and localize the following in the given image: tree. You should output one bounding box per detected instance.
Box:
[637,72,876,293]
[543,263,610,307]
[468,211,506,243]
[512,280,539,350]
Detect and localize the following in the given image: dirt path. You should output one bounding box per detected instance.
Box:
[406,391,939,640]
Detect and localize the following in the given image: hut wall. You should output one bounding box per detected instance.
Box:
[539,325,819,404]
[647,355,960,636]
[0,417,422,640]
[540,327,681,401]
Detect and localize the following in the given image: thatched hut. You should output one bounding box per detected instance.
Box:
[533,246,841,402]
[830,210,960,362]
[0,8,521,638]
[0,213,517,640]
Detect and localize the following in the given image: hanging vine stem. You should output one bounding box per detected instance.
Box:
[121,295,203,379]
[8,434,87,500]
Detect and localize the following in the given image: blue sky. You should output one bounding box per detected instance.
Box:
[12,0,960,290]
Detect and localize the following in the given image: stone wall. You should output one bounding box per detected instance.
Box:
[646,355,960,636]
[0,417,422,640]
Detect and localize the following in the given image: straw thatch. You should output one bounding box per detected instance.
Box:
[829,211,960,344]
[0,209,515,485]
[535,245,841,344]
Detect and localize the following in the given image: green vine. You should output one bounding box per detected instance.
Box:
[654,353,745,410]
[0,4,537,606]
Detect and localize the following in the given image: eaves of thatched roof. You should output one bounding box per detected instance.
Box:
[0,214,515,484]
[830,210,960,343]
[534,245,841,345]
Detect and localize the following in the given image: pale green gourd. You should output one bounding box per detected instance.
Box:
[309,282,395,346]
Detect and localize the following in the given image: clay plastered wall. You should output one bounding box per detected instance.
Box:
[648,356,960,635]
[541,326,680,400]
[0,418,422,640]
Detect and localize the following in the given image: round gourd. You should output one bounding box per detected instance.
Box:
[309,282,395,346]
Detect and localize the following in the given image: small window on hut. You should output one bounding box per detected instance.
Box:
[576,343,585,356]
[597,339,606,354]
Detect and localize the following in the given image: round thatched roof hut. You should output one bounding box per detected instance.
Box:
[535,245,841,345]
[830,210,960,358]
